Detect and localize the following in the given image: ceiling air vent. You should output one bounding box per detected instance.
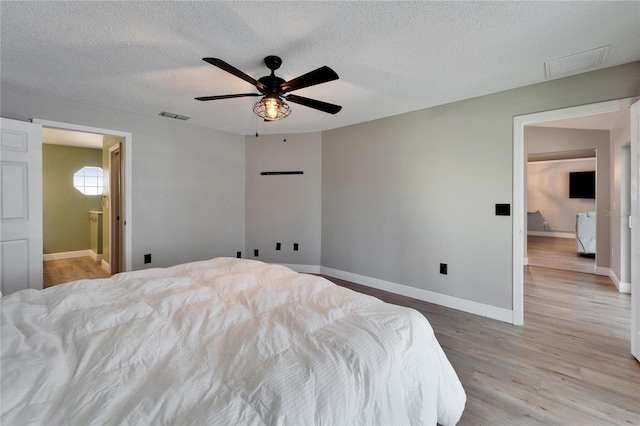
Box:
[544,46,610,79]
[159,111,190,120]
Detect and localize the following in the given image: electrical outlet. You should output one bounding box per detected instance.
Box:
[440,263,448,275]
[276,243,281,251]
[495,203,511,216]
[293,243,299,251]
[236,251,241,258]
[144,254,151,264]
[254,249,259,257]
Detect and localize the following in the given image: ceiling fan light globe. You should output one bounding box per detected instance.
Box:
[264,98,280,119]
[253,97,291,121]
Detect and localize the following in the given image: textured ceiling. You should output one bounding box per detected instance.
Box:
[2,1,639,136]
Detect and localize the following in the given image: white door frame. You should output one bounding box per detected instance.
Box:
[630,100,639,362]
[32,119,132,272]
[512,99,632,325]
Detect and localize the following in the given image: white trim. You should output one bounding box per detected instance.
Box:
[43,250,92,261]
[101,259,110,274]
[32,119,133,272]
[527,231,575,239]
[320,266,513,324]
[527,157,596,165]
[89,250,103,262]
[594,266,610,276]
[523,257,529,266]
[513,115,526,326]
[279,264,321,274]
[619,282,632,294]
[608,269,632,293]
[513,99,633,327]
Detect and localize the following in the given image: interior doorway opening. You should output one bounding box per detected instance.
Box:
[34,119,132,278]
[512,98,636,325]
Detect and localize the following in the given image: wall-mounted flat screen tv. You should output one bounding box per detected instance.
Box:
[569,171,596,199]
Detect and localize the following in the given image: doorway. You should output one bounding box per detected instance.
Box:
[41,128,109,286]
[41,128,125,285]
[33,119,132,274]
[513,98,636,325]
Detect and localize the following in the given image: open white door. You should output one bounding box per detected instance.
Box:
[0,118,43,295]
[631,101,640,362]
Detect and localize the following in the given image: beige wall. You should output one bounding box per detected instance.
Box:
[322,61,639,310]
[527,158,597,233]
[43,144,102,254]
[525,127,611,268]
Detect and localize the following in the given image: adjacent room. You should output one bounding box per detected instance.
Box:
[1,2,639,425]
[41,128,121,286]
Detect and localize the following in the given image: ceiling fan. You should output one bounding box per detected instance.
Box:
[195,55,342,121]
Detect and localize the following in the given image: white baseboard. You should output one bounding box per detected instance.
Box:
[523,257,529,266]
[319,266,514,324]
[43,250,93,261]
[101,260,110,274]
[608,270,631,294]
[619,282,631,294]
[279,264,321,274]
[527,231,575,239]
[89,250,103,262]
[594,266,610,276]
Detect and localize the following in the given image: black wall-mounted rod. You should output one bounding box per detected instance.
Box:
[260,171,304,175]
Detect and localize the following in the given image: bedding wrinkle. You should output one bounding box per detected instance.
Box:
[1,257,465,425]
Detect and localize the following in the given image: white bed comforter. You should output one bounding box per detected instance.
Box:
[1,258,465,425]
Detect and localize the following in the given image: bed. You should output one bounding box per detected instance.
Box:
[1,257,465,425]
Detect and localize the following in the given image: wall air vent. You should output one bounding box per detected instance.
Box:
[544,46,610,79]
[159,111,190,120]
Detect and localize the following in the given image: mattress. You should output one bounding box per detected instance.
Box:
[1,257,465,425]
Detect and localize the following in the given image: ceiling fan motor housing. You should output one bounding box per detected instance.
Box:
[257,75,286,96]
[264,55,282,72]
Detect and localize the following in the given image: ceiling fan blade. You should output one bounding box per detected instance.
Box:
[202,58,267,92]
[195,93,261,101]
[285,94,342,114]
[280,66,339,93]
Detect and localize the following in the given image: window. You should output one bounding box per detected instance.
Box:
[74,166,103,195]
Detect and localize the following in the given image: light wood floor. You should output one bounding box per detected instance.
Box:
[527,235,595,274]
[43,256,111,288]
[325,267,639,425]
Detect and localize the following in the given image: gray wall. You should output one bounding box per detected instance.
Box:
[245,132,321,266]
[610,109,632,283]
[525,127,611,269]
[1,85,246,270]
[527,158,597,233]
[322,61,639,310]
